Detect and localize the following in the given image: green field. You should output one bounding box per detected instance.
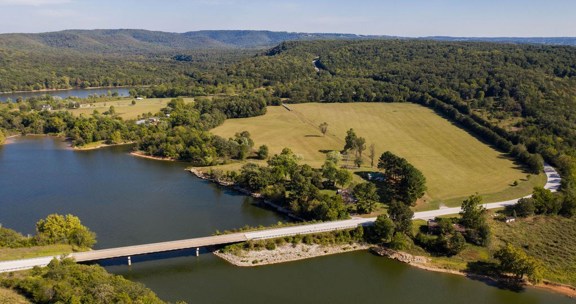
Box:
[492,216,576,286]
[0,244,73,262]
[211,103,542,205]
[68,97,194,120]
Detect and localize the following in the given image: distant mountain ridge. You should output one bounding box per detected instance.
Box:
[424,36,576,45]
[0,29,574,54]
[0,29,380,53]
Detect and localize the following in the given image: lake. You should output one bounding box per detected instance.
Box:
[0,87,131,102]
[0,137,571,304]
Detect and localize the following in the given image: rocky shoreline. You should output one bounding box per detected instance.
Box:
[129,151,175,161]
[214,243,370,267]
[371,247,429,265]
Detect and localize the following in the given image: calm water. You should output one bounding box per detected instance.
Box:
[0,137,571,304]
[0,87,131,102]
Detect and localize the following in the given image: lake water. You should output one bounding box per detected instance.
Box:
[0,137,571,304]
[0,87,131,102]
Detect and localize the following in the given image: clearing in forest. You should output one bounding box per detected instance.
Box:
[211,102,544,206]
[68,98,194,120]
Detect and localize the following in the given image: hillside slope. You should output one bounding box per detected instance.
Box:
[0,29,372,53]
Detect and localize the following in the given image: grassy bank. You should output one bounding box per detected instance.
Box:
[211,103,538,204]
[410,215,576,288]
[0,288,30,304]
[0,244,74,262]
[492,215,576,286]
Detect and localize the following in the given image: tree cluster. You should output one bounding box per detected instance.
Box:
[343,128,366,167]
[35,214,96,248]
[1,258,166,304]
[459,194,491,246]
[507,186,575,218]
[494,243,543,284]
[367,212,414,251]
[0,214,96,249]
[415,218,466,256]
[377,151,427,205]
[232,148,350,221]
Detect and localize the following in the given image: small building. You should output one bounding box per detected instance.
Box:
[136,117,160,126]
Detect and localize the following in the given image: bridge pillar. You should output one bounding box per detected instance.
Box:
[127,256,132,266]
[196,247,199,257]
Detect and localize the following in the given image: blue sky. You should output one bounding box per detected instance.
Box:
[0,0,574,36]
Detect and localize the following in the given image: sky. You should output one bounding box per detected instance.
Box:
[0,0,574,37]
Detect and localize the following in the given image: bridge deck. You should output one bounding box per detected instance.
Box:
[71,233,248,262]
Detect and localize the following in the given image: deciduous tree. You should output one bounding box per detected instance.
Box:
[494,244,542,283]
[353,182,379,214]
[372,215,395,243]
[388,201,414,235]
[35,214,96,248]
[319,122,328,136]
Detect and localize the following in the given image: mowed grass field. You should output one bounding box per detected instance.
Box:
[68,97,194,120]
[211,103,542,205]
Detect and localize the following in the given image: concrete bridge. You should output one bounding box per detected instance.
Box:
[0,164,560,273]
[0,218,373,273]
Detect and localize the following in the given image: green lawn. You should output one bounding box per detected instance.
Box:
[0,244,74,261]
[211,103,539,204]
[68,97,194,120]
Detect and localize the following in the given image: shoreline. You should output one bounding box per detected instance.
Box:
[129,151,176,162]
[74,142,134,151]
[216,241,576,298]
[3,135,20,145]
[371,247,576,299]
[189,167,304,221]
[214,243,370,267]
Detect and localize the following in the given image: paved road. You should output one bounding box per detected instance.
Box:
[411,163,560,220]
[0,164,560,273]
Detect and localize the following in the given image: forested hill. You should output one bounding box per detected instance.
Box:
[2,29,574,55]
[0,29,374,53]
[425,36,576,46]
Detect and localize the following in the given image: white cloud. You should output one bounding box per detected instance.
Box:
[0,0,72,6]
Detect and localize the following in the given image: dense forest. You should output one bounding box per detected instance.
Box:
[0,29,371,92]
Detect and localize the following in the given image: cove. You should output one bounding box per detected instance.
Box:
[0,137,571,304]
